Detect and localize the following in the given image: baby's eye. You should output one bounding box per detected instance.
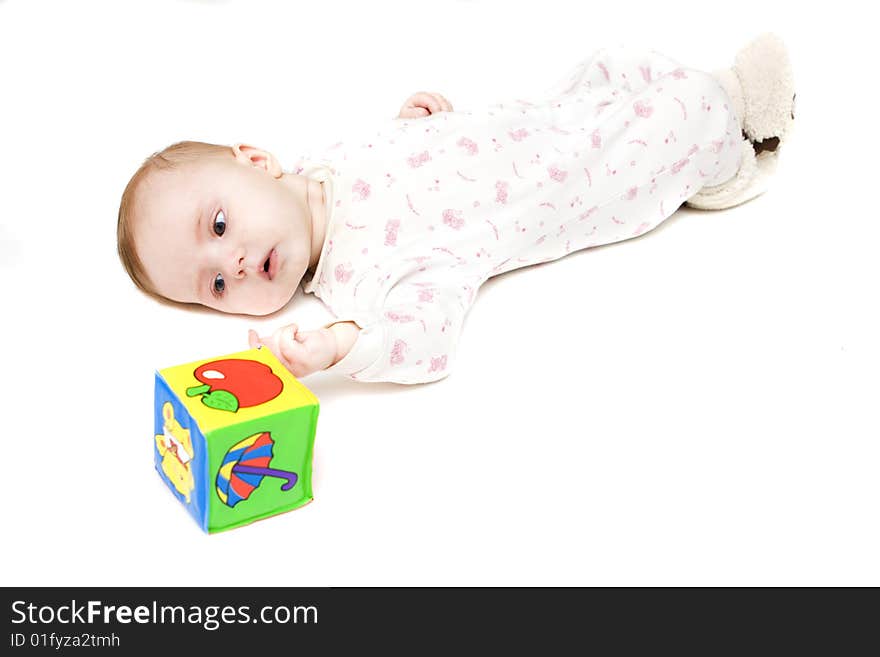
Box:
[213,209,227,236]
[212,273,226,297]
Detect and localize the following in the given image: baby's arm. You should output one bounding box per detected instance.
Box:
[324,284,472,384]
[328,321,360,363]
[248,283,472,384]
[247,321,359,379]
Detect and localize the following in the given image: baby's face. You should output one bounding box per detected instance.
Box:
[133,153,313,316]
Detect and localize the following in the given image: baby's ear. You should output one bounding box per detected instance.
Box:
[232,143,283,178]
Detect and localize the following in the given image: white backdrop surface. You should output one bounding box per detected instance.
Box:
[1,0,877,586]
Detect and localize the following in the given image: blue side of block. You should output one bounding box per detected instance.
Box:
[154,372,208,532]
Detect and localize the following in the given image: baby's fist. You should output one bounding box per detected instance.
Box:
[397,91,453,119]
[247,324,336,379]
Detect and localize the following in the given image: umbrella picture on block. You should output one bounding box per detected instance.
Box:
[216,431,298,508]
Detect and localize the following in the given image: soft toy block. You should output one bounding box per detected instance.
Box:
[153,347,319,533]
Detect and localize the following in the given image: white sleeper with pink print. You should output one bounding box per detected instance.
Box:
[297,45,743,384]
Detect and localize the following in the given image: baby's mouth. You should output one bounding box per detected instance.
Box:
[261,248,277,281]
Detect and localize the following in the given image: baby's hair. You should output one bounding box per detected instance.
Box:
[116,140,233,308]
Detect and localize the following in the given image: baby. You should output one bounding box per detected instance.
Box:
[117,35,795,384]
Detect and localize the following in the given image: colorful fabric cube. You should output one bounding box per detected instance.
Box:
[153,347,319,532]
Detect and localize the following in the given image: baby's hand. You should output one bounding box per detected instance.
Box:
[397,91,453,119]
[247,324,336,378]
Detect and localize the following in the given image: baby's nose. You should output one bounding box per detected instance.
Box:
[232,255,251,279]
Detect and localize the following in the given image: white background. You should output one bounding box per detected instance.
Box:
[1,0,877,586]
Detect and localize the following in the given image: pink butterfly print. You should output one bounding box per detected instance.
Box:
[548,166,568,183]
[624,186,638,201]
[591,129,602,149]
[457,136,479,155]
[385,310,415,323]
[670,68,688,79]
[352,179,371,201]
[673,97,687,120]
[433,246,464,262]
[632,222,651,236]
[407,151,432,168]
[639,65,652,83]
[671,158,690,174]
[495,180,509,204]
[384,219,400,247]
[442,209,465,230]
[418,288,435,303]
[687,144,699,157]
[633,100,654,118]
[428,355,448,373]
[406,194,421,216]
[712,139,725,154]
[390,339,408,365]
[334,263,354,283]
[485,219,499,240]
[578,205,598,221]
[596,100,613,116]
[508,128,530,142]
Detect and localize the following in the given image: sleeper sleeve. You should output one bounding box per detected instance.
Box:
[322,282,475,385]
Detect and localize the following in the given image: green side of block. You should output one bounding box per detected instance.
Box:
[205,402,319,533]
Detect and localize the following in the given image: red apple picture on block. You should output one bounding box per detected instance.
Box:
[186,359,284,412]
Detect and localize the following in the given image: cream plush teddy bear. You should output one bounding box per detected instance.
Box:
[686,32,797,210]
